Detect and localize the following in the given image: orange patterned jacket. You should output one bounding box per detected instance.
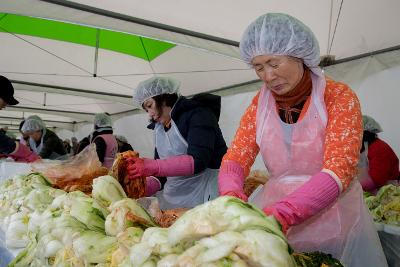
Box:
[222,78,362,191]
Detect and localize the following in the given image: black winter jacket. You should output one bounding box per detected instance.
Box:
[149,94,227,174]
[33,129,67,159]
[75,129,114,163]
[0,132,16,154]
[92,129,114,163]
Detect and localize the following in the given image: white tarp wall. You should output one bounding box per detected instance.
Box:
[325,50,400,158]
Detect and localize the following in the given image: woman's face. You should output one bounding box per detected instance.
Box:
[20,130,29,139]
[143,98,171,125]
[251,55,304,95]
[27,130,42,142]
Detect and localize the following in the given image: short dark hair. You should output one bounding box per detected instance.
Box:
[144,93,178,112]
[361,130,378,152]
[19,120,25,131]
[143,93,178,124]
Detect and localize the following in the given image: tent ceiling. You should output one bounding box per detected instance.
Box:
[1,0,400,131]
[3,0,399,59]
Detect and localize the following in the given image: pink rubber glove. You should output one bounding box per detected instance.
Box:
[218,160,248,201]
[360,174,377,193]
[9,143,41,163]
[263,172,340,232]
[127,155,194,179]
[145,176,161,196]
[224,191,248,202]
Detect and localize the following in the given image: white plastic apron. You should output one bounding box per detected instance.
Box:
[358,142,370,179]
[154,120,218,210]
[358,142,399,190]
[358,142,378,194]
[250,70,387,267]
[29,129,62,160]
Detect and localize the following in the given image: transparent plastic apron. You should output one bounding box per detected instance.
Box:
[154,120,218,210]
[29,128,62,160]
[358,142,377,193]
[359,142,371,180]
[250,70,387,267]
[359,142,400,189]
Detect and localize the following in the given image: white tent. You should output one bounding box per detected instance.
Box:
[1,0,399,159]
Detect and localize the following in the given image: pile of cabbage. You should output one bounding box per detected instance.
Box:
[0,173,295,267]
[364,184,400,226]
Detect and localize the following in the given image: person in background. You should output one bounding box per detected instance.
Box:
[71,136,79,155]
[0,75,40,162]
[359,115,399,193]
[217,13,386,266]
[0,126,8,136]
[76,135,91,155]
[115,135,134,153]
[18,120,30,147]
[127,77,227,210]
[91,113,118,169]
[21,116,67,159]
[63,139,72,154]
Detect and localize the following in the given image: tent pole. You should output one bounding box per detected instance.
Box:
[10,80,132,99]
[322,45,400,67]
[93,29,100,77]
[39,0,239,47]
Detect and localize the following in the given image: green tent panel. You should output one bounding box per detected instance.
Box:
[0,13,175,61]
[141,37,176,61]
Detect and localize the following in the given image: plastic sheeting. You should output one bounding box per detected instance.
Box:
[0,161,31,183]
[377,225,400,267]
[0,230,14,267]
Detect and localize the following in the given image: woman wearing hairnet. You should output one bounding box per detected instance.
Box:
[218,13,387,266]
[115,135,134,153]
[128,76,227,210]
[22,115,67,159]
[91,113,118,169]
[0,76,39,162]
[359,115,399,193]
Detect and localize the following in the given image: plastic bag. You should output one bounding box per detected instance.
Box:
[31,144,108,193]
[378,230,400,267]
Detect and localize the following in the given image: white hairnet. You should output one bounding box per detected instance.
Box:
[362,115,382,133]
[26,115,43,122]
[115,135,128,143]
[133,77,180,106]
[94,113,112,128]
[240,13,320,68]
[21,117,45,132]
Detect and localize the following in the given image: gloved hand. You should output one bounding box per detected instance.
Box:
[224,191,248,202]
[263,207,289,233]
[127,155,194,180]
[263,172,340,232]
[263,205,291,233]
[359,174,377,192]
[9,143,40,163]
[145,176,161,197]
[127,158,158,179]
[218,160,247,201]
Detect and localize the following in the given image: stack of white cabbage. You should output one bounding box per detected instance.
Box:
[0,173,295,267]
[365,184,400,226]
